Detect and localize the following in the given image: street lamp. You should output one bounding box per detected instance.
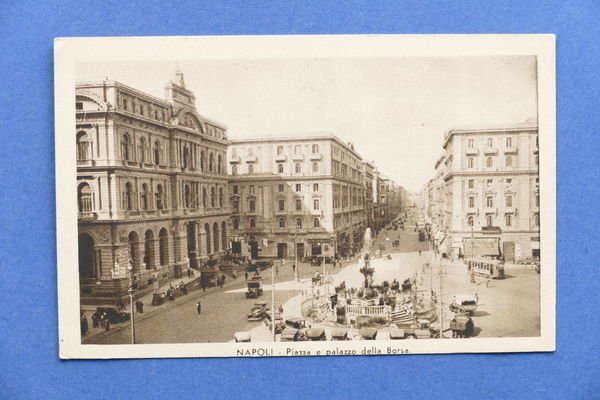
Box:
[470,219,476,284]
[271,258,276,342]
[294,229,299,282]
[127,260,136,345]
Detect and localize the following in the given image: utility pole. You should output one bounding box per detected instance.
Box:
[294,230,299,281]
[271,262,276,342]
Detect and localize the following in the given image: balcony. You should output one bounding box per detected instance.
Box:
[78,211,98,221]
[310,153,322,161]
[245,156,258,163]
[292,154,305,161]
[483,147,498,155]
[275,154,287,162]
[465,148,479,156]
[504,146,518,154]
[229,155,241,164]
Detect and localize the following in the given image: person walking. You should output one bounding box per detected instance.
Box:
[275,265,279,277]
[244,271,249,281]
[81,313,89,336]
[196,301,202,315]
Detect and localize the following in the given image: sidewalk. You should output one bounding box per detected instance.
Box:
[81,271,202,340]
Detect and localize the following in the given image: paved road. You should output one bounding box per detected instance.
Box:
[88,220,540,343]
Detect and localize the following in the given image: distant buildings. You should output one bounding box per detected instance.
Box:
[227,135,405,261]
[422,119,540,262]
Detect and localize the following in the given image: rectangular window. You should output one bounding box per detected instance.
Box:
[249,185,255,194]
[278,199,285,211]
[468,138,474,148]
[313,183,319,192]
[278,184,284,193]
[506,137,512,147]
[295,184,301,192]
[506,195,513,207]
[468,179,474,189]
[232,185,238,194]
[296,199,302,211]
[487,138,493,147]
[506,178,512,185]
[487,179,493,187]
[76,102,83,110]
[313,199,319,211]
[535,194,540,207]
[468,158,474,168]
[505,214,512,227]
[312,144,319,153]
[486,196,493,208]
[294,145,300,154]
[247,147,254,157]
[249,200,255,212]
[468,196,475,208]
[276,145,283,155]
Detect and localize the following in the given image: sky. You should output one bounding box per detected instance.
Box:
[77,56,537,192]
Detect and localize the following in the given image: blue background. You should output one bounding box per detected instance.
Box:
[0,1,598,399]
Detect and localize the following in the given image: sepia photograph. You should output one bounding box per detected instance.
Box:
[55,35,556,358]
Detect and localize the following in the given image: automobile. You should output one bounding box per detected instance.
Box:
[247,301,268,321]
[246,276,264,299]
[331,327,349,341]
[256,260,273,270]
[264,309,281,323]
[233,331,251,342]
[389,327,408,340]
[96,307,130,324]
[358,327,378,340]
[285,317,306,329]
[379,244,386,251]
[450,313,475,338]
[306,327,327,341]
[449,294,478,315]
[280,327,308,342]
[312,273,323,285]
[266,316,285,334]
[310,256,323,266]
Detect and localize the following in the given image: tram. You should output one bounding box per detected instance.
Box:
[467,258,505,279]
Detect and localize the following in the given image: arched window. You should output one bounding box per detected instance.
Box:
[128,231,140,272]
[153,141,161,165]
[155,184,164,210]
[159,228,169,266]
[312,162,319,173]
[184,184,191,208]
[232,199,239,213]
[486,157,493,168]
[204,224,211,254]
[210,187,216,208]
[249,218,256,229]
[143,230,154,269]
[232,165,238,176]
[202,187,207,208]
[200,151,206,172]
[122,134,131,161]
[125,182,134,210]
[296,218,303,229]
[217,154,223,174]
[141,183,149,210]
[279,218,285,228]
[278,164,283,173]
[534,213,540,227]
[233,218,239,230]
[468,158,474,168]
[139,137,146,163]
[209,153,214,172]
[78,183,93,212]
[221,221,227,250]
[78,233,96,279]
[219,187,224,207]
[76,131,91,161]
[505,156,513,168]
[295,163,302,174]
[313,218,320,228]
[467,216,474,227]
[213,222,220,252]
[248,164,254,174]
[249,199,256,212]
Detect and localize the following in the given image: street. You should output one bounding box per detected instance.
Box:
[85,223,539,344]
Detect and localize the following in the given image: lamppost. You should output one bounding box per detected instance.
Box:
[294,229,299,282]
[271,257,276,342]
[470,219,476,284]
[127,260,136,345]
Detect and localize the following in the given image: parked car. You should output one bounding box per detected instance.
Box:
[450,313,475,338]
[331,327,349,341]
[247,301,268,321]
[96,307,130,324]
[253,259,273,270]
[280,327,308,342]
[233,331,251,342]
[285,317,306,329]
[306,327,327,341]
[449,294,478,315]
[358,327,378,340]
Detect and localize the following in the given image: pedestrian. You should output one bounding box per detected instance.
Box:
[81,313,89,336]
[278,304,283,314]
[100,312,106,329]
[196,301,202,315]
[419,250,422,256]
[105,318,111,332]
[187,269,191,279]
[138,300,144,313]
[92,312,99,328]
[275,265,279,276]
[244,271,249,281]
[292,264,296,273]
[475,293,479,304]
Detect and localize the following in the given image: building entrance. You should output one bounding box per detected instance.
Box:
[277,243,287,259]
[503,241,515,263]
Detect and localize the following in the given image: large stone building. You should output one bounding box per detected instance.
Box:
[76,71,231,303]
[436,119,540,262]
[227,134,369,261]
